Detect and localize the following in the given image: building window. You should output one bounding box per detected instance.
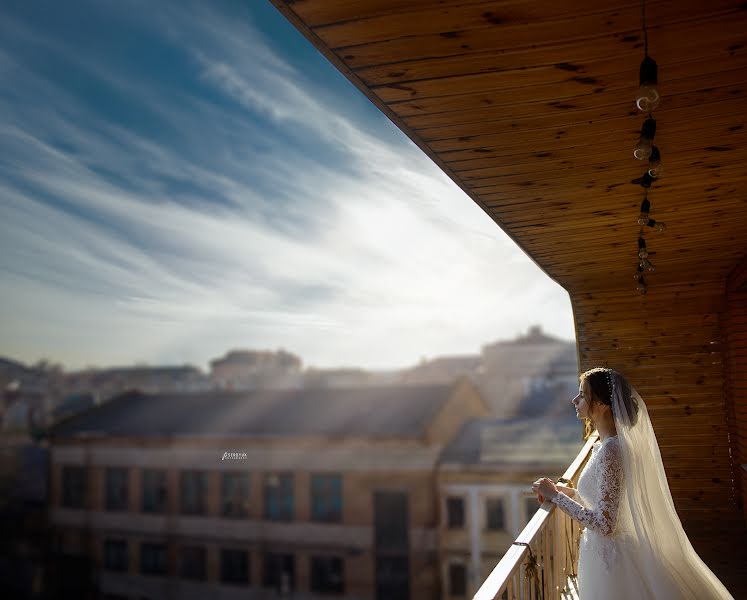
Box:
[311,555,344,594]
[180,471,207,515]
[446,496,465,529]
[105,468,128,511]
[220,549,249,585]
[264,473,293,521]
[140,543,167,576]
[525,495,539,524]
[375,556,409,600]
[486,497,505,531]
[222,472,249,518]
[449,563,467,596]
[103,539,128,572]
[311,474,342,522]
[62,466,87,509]
[142,470,167,513]
[179,546,206,580]
[263,553,295,593]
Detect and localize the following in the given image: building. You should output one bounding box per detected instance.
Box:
[436,416,582,599]
[47,377,491,600]
[209,349,304,390]
[474,326,579,417]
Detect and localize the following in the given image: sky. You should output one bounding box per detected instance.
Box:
[0,0,575,372]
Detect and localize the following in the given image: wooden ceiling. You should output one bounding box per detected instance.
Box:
[271,0,747,292]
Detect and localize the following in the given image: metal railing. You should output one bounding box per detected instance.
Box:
[473,433,599,600]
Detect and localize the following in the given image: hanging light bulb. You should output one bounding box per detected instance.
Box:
[640,258,656,272]
[638,237,648,259]
[638,198,651,226]
[636,56,660,112]
[637,275,648,295]
[648,145,663,177]
[634,118,657,160]
[653,220,666,233]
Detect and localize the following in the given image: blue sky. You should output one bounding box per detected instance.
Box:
[0,0,574,371]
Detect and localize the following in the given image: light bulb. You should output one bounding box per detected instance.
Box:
[638,237,648,259]
[636,83,660,112]
[648,146,663,177]
[638,198,651,226]
[654,221,666,233]
[637,276,648,295]
[636,56,660,112]
[634,118,657,160]
[634,139,653,160]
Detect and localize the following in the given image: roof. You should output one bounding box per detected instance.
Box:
[50,382,458,439]
[439,415,583,468]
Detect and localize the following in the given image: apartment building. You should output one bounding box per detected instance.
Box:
[47,377,490,600]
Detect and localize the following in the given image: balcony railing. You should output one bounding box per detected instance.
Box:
[473,433,599,600]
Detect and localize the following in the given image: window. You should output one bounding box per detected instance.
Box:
[263,553,295,593]
[485,497,505,531]
[180,471,207,515]
[449,563,467,596]
[375,556,409,600]
[179,546,206,580]
[140,543,167,576]
[311,474,342,522]
[311,555,344,594]
[264,473,293,521]
[525,495,539,524]
[62,466,87,508]
[374,492,408,551]
[103,539,128,572]
[220,549,249,585]
[105,468,128,511]
[222,472,249,517]
[142,469,167,513]
[446,496,464,529]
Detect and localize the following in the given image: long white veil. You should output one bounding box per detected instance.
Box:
[609,370,734,599]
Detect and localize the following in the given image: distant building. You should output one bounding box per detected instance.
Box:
[436,414,583,599]
[399,356,481,386]
[475,326,578,417]
[210,349,303,390]
[62,365,210,404]
[47,377,491,600]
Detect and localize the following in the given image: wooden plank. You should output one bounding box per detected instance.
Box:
[358,16,747,89]
[313,0,639,48]
[375,47,747,103]
[336,0,743,68]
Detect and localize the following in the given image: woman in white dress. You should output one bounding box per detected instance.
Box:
[532,367,735,600]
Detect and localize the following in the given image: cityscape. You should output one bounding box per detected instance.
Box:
[1,326,584,599]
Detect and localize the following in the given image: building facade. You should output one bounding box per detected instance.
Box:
[47,378,491,600]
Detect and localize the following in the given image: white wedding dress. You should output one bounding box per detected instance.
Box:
[551,419,734,599]
[553,435,654,600]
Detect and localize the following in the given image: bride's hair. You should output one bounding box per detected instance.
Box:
[580,367,639,438]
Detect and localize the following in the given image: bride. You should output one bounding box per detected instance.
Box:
[532,367,735,599]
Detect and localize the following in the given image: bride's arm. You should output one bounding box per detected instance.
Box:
[549,439,623,536]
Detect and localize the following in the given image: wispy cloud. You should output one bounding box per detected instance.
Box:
[0,0,573,370]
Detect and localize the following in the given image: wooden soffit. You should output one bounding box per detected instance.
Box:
[271,0,747,293]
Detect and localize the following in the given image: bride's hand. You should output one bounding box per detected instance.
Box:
[532,477,559,500]
[556,483,575,498]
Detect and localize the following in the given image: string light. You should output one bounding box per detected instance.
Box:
[632,0,665,295]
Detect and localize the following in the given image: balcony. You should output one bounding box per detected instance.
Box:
[473,434,596,600]
[270,1,747,596]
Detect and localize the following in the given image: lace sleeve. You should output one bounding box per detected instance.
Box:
[551,438,623,536]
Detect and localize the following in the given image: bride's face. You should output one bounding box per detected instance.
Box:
[572,380,592,420]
